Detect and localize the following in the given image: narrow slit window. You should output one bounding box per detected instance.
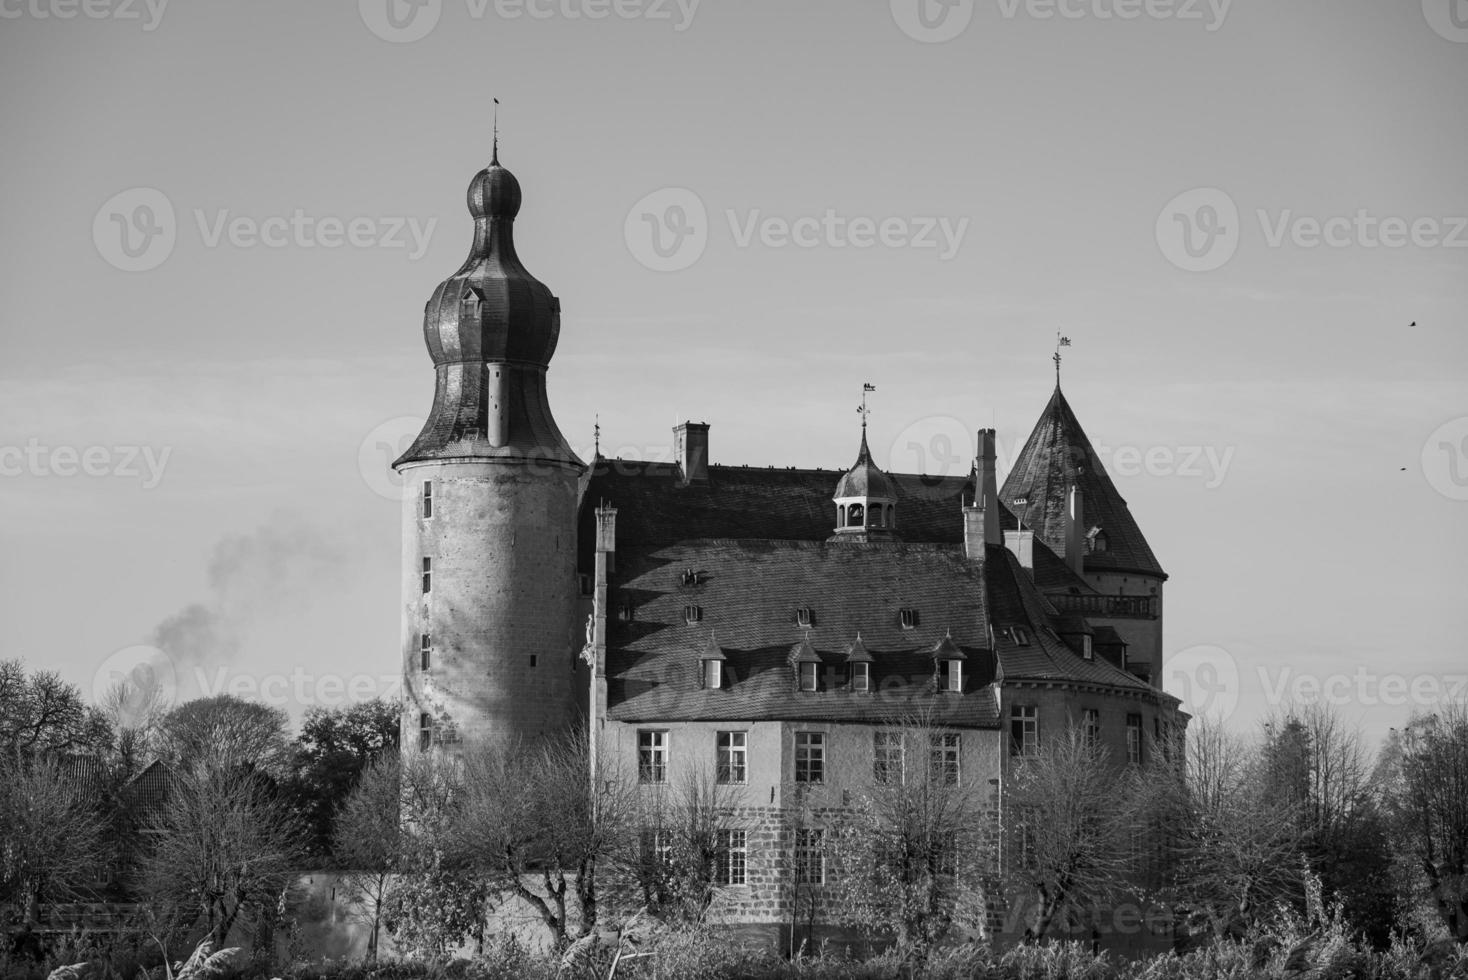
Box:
[420,633,431,671]
[421,480,433,519]
[421,557,432,594]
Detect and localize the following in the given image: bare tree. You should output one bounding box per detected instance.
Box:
[136,752,306,946]
[633,761,744,926]
[1004,726,1142,943]
[455,728,637,947]
[156,695,292,776]
[827,716,995,956]
[0,754,111,925]
[332,753,401,960]
[0,659,111,755]
[1379,702,1468,941]
[1153,720,1306,939]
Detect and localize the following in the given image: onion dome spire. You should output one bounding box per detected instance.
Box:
[395,144,580,469]
[832,385,897,539]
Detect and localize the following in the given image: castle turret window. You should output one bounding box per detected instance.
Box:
[1083,708,1100,748]
[418,712,433,751]
[420,633,431,671]
[421,480,433,519]
[421,557,432,594]
[1126,714,1143,765]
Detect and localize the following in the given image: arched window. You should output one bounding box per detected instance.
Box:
[837,504,847,527]
[848,503,865,526]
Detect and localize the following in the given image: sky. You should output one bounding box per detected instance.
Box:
[0,0,1465,750]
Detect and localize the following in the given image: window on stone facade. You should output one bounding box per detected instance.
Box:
[421,557,432,594]
[1126,714,1143,766]
[1082,708,1100,749]
[795,828,825,885]
[421,481,433,519]
[929,733,961,786]
[638,729,668,784]
[420,633,431,671]
[418,712,433,751]
[716,829,747,886]
[874,730,904,784]
[716,731,747,784]
[850,661,870,693]
[1010,705,1038,757]
[939,659,963,693]
[798,661,819,693]
[795,731,825,783]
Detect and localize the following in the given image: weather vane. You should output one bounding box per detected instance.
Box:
[593,412,601,457]
[1053,331,1072,385]
[857,382,876,430]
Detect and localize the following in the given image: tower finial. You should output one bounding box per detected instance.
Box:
[1053,331,1072,387]
[593,413,601,457]
[492,97,500,165]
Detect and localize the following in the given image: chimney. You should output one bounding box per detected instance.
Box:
[1004,529,1035,571]
[1063,484,1085,575]
[673,422,710,485]
[977,429,1001,546]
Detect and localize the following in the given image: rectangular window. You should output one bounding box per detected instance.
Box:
[850,661,870,692]
[899,608,919,630]
[796,607,814,628]
[716,731,747,784]
[1010,705,1038,757]
[716,829,747,886]
[418,711,433,751]
[421,480,433,519]
[940,659,963,692]
[874,730,904,784]
[795,731,825,783]
[795,828,825,885]
[638,729,668,784]
[702,659,722,690]
[684,605,702,624]
[420,633,431,671]
[930,732,961,785]
[1126,713,1143,765]
[798,661,819,692]
[640,829,672,867]
[1082,708,1100,748]
[421,556,432,594]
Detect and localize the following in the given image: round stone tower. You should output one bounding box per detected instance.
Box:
[393,147,585,756]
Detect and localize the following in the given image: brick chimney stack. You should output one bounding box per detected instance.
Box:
[674,422,710,485]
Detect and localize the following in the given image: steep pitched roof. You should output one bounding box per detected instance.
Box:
[578,458,1098,597]
[605,539,999,727]
[1000,387,1166,579]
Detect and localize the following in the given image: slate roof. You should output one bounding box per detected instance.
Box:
[1000,386,1166,579]
[119,760,175,823]
[605,540,1000,727]
[579,457,1097,597]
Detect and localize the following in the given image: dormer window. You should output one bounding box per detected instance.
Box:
[939,659,963,692]
[796,607,815,628]
[1009,625,1030,646]
[684,605,703,624]
[702,658,722,689]
[798,661,819,692]
[1081,635,1093,660]
[899,608,919,630]
[680,568,702,587]
[851,661,871,692]
[1088,528,1108,553]
[619,601,635,622]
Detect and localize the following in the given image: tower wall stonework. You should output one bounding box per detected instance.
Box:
[400,459,582,753]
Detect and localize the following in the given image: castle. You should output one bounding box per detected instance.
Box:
[393,150,1185,946]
